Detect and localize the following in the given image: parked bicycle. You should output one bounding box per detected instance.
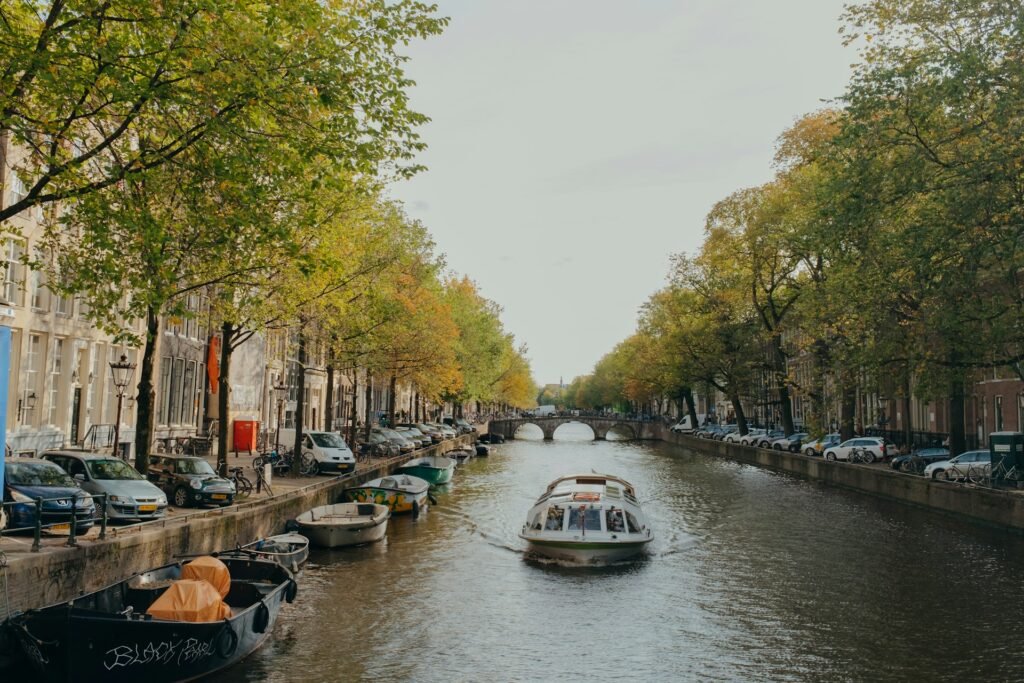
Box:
[228,467,253,497]
[252,448,317,476]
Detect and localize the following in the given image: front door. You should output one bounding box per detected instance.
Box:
[70,387,82,444]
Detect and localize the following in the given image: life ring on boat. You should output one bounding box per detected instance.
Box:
[253,600,271,634]
[215,622,239,659]
[285,578,298,604]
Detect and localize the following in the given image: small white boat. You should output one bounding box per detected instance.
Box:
[519,473,653,564]
[223,532,311,573]
[448,448,474,465]
[294,503,390,548]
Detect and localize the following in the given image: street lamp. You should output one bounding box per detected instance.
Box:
[273,381,288,454]
[109,354,136,458]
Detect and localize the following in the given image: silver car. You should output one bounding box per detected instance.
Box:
[924,450,991,481]
[43,450,168,521]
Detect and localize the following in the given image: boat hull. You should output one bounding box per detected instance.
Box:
[394,462,454,485]
[345,486,428,514]
[296,517,388,548]
[11,558,292,683]
[521,537,652,564]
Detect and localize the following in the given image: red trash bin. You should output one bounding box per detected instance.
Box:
[233,420,259,453]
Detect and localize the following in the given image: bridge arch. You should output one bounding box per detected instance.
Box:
[605,423,637,441]
[513,422,545,440]
[551,421,596,441]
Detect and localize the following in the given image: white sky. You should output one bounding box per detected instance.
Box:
[390,0,855,385]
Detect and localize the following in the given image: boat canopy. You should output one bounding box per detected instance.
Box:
[146,579,231,622]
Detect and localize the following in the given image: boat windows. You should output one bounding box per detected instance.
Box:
[606,508,625,533]
[544,507,564,530]
[625,511,641,533]
[568,507,601,531]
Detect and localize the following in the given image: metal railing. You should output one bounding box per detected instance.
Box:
[864,428,980,452]
[0,493,108,552]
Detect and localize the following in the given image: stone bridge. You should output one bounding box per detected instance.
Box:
[487,417,663,441]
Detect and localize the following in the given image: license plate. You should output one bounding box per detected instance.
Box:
[138,505,157,512]
[51,523,70,532]
[211,494,227,500]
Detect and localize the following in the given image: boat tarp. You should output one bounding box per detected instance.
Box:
[181,555,231,597]
[146,579,231,622]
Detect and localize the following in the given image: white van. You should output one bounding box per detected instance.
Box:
[670,414,706,433]
[277,429,355,474]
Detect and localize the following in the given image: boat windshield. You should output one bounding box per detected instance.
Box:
[567,507,602,532]
[625,511,642,533]
[606,508,625,533]
[544,506,564,531]
[88,458,143,481]
[311,433,347,449]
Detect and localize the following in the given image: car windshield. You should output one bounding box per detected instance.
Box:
[7,461,76,487]
[382,429,407,441]
[175,459,216,475]
[311,433,347,449]
[87,459,143,480]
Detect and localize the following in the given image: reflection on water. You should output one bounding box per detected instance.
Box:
[218,423,1024,682]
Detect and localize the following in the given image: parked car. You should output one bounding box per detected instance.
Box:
[890,447,950,474]
[713,425,738,440]
[147,455,235,508]
[278,429,356,474]
[737,429,767,446]
[2,458,96,533]
[359,431,400,457]
[924,450,991,481]
[823,437,890,463]
[670,415,704,433]
[772,432,809,452]
[756,430,785,448]
[42,450,167,521]
[444,417,475,435]
[395,426,430,449]
[373,427,415,453]
[403,423,444,444]
[429,422,458,439]
[803,433,841,457]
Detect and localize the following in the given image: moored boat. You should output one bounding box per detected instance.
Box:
[9,555,296,682]
[395,455,456,485]
[293,503,390,548]
[448,448,474,465]
[344,474,430,515]
[519,473,653,564]
[222,533,310,573]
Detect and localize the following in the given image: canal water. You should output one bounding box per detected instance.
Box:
[219,424,1024,682]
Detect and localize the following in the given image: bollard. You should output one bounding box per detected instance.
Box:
[99,494,108,540]
[32,497,42,552]
[67,498,78,548]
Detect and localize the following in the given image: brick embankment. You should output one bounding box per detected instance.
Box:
[663,427,1024,534]
[0,433,478,619]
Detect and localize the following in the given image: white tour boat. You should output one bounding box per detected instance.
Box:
[519,473,653,564]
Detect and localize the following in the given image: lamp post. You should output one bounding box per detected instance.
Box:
[109,354,136,459]
[273,381,288,455]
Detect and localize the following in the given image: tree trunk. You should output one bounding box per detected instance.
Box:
[840,381,857,441]
[387,373,397,426]
[349,371,359,446]
[731,394,747,434]
[950,374,966,455]
[324,363,334,432]
[133,306,161,473]
[364,372,373,442]
[292,328,306,476]
[682,387,698,428]
[216,321,234,477]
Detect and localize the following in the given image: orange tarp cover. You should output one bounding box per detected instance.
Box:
[181,556,231,598]
[146,580,231,622]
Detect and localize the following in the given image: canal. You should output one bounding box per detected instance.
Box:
[218,424,1024,681]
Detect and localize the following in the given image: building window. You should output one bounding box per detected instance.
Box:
[23,333,42,424]
[54,292,72,317]
[8,171,27,205]
[30,269,48,311]
[995,395,1004,432]
[169,358,184,424]
[47,338,63,425]
[183,360,196,425]
[3,239,25,306]
[158,357,171,424]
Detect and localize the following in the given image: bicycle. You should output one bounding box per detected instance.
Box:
[850,448,876,464]
[253,448,317,476]
[228,467,253,497]
[253,462,274,496]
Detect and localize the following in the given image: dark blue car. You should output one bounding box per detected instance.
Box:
[3,459,96,533]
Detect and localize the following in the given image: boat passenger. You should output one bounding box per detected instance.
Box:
[568,507,584,531]
[545,507,563,530]
[607,507,624,532]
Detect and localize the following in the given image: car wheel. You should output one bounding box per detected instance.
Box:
[862,451,876,464]
[804,447,815,456]
[944,469,959,482]
[825,452,836,462]
[774,444,782,450]
[173,486,191,508]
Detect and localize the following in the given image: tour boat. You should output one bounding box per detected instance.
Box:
[293,503,390,548]
[395,455,456,485]
[10,554,296,682]
[519,473,654,564]
[344,474,431,515]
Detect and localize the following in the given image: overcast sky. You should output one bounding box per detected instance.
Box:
[390,0,855,386]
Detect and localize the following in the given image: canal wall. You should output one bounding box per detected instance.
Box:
[662,428,1024,533]
[0,434,477,618]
